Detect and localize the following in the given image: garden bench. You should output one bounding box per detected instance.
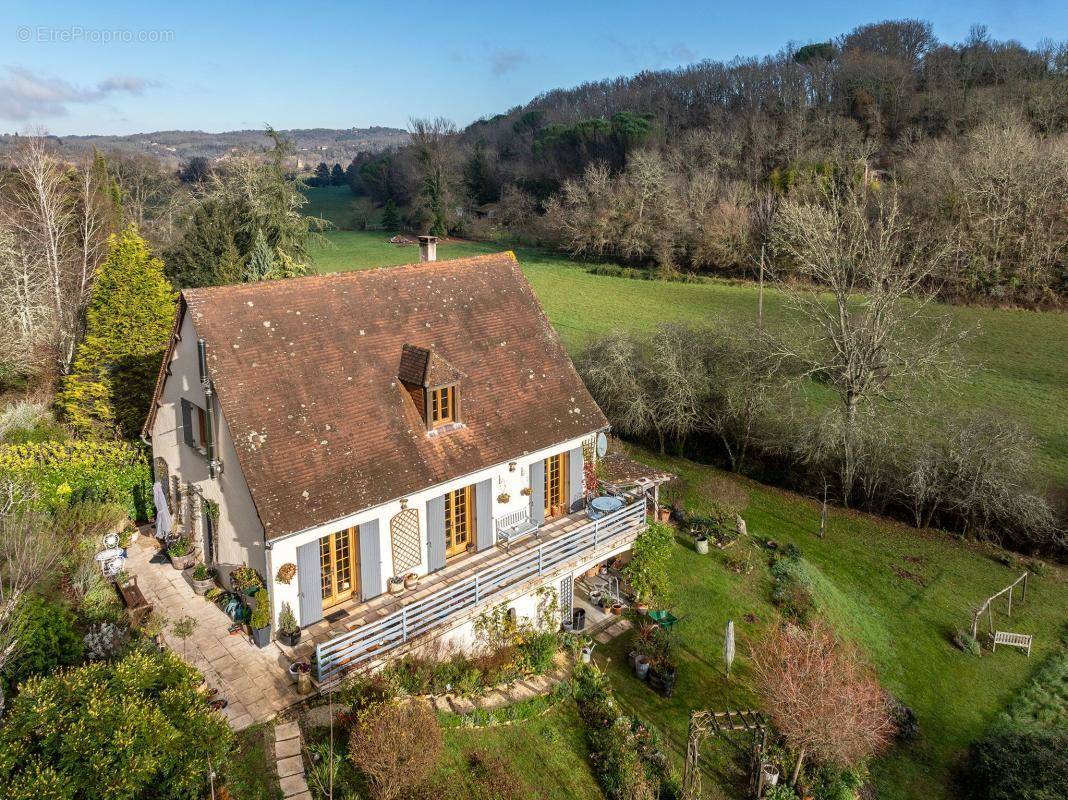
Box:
[992,630,1033,656]
[495,507,540,552]
[117,575,153,626]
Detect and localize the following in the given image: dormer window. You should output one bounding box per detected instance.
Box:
[399,343,465,433]
[431,385,455,427]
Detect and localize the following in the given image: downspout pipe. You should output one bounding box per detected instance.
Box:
[197,337,223,479]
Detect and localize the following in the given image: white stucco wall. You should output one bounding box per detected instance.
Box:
[150,313,267,575]
[266,432,593,633]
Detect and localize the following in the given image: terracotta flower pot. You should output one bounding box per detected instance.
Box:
[611,603,623,615]
[403,573,419,590]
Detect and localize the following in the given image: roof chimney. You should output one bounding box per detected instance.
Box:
[418,235,438,262]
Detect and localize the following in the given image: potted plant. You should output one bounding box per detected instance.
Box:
[599,594,614,611]
[589,588,603,606]
[167,537,196,571]
[248,588,271,648]
[275,562,297,584]
[403,572,419,590]
[277,602,301,647]
[694,533,709,554]
[648,659,677,697]
[296,662,314,694]
[520,487,533,497]
[231,565,263,596]
[497,492,511,504]
[388,576,405,595]
[611,601,624,615]
[190,563,216,595]
[287,660,310,685]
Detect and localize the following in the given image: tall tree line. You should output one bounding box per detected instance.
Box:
[344,19,1068,305]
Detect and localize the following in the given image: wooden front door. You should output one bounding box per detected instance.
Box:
[320,526,359,610]
[544,452,568,519]
[444,484,474,559]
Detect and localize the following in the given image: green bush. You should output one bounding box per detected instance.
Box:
[517,630,558,674]
[4,595,83,692]
[953,629,982,657]
[623,522,674,605]
[572,662,680,800]
[249,589,271,630]
[0,648,232,800]
[0,440,151,520]
[965,727,1068,800]
[770,554,816,624]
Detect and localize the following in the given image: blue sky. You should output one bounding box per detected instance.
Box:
[2,0,1065,136]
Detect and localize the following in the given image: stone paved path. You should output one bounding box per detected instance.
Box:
[127,537,300,730]
[593,617,633,644]
[274,722,311,800]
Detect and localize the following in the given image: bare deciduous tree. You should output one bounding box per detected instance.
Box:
[770,173,964,502]
[0,482,61,715]
[750,620,895,787]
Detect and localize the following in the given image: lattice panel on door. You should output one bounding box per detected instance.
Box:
[559,575,574,618]
[390,507,421,573]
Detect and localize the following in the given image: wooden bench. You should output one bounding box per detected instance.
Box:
[992,630,1033,657]
[495,507,540,552]
[117,575,153,627]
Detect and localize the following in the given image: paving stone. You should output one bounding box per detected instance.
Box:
[229,713,254,730]
[287,793,312,800]
[279,773,309,797]
[447,696,476,715]
[277,755,304,778]
[275,736,302,759]
[275,721,301,742]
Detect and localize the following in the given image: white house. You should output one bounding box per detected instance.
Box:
[144,245,661,683]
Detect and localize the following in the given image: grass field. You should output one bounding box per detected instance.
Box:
[306,221,1068,485]
[596,449,1068,800]
[431,704,602,799]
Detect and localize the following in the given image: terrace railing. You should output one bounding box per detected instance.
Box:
[314,499,646,684]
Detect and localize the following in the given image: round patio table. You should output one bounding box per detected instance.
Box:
[587,495,625,520]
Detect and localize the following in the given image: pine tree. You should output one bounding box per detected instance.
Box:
[330,163,345,186]
[380,199,400,232]
[314,162,330,186]
[58,226,176,438]
[245,230,279,281]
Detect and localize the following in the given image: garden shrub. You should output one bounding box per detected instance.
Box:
[964,727,1068,800]
[572,662,680,800]
[770,554,816,624]
[4,595,83,692]
[952,629,982,657]
[809,762,866,800]
[623,521,674,605]
[348,700,442,800]
[0,648,232,800]
[0,439,152,520]
[0,401,66,445]
[517,630,558,674]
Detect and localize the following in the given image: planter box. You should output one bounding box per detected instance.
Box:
[169,552,196,571]
[251,625,271,648]
[278,630,301,648]
[191,575,216,595]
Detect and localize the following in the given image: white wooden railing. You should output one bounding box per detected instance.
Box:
[313,499,646,683]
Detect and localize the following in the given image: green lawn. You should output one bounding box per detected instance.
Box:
[595,450,1068,800]
[430,704,602,799]
[224,723,283,800]
[303,184,365,230]
[307,225,1068,485]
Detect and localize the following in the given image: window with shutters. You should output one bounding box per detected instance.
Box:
[181,398,209,455]
[444,484,474,558]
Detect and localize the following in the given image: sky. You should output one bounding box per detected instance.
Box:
[2,0,1066,136]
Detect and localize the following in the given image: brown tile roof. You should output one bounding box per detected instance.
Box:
[397,343,464,387]
[169,252,608,539]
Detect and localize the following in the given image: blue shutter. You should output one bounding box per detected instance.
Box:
[530,460,545,525]
[296,539,323,628]
[568,447,584,512]
[359,520,383,600]
[427,495,446,572]
[180,398,194,448]
[475,478,493,551]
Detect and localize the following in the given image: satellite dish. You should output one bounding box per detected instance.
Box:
[596,432,608,458]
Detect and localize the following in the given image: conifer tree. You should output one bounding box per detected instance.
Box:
[58,226,176,438]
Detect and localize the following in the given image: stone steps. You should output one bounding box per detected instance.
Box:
[274,721,310,800]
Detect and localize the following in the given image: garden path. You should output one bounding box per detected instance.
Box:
[127,535,300,730]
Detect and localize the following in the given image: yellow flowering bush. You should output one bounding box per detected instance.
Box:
[0,440,152,520]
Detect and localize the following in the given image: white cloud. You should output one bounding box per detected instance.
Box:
[0,66,155,120]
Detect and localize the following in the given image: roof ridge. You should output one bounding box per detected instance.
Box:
[182,250,518,300]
